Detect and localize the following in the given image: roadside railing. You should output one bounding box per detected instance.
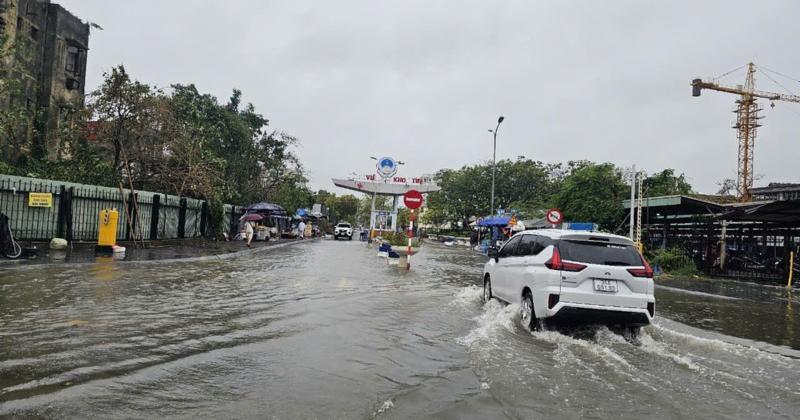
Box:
[0,175,218,242]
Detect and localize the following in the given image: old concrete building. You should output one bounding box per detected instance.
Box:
[0,0,89,162]
[751,183,800,201]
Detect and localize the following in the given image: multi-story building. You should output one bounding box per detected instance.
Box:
[751,183,800,201]
[0,0,89,162]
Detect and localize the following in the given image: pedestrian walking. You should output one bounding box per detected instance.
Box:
[297,221,306,239]
[244,221,254,247]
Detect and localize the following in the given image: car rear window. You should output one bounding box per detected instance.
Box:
[558,240,642,266]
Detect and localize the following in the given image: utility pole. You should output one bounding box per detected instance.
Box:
[629,165,636,240]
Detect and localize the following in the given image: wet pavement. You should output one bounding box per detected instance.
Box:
[1,240,798,419]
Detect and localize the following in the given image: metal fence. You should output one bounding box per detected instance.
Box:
[0,175,219,242]
[640,218,799,285]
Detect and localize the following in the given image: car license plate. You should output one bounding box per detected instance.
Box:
[593,279,618,293]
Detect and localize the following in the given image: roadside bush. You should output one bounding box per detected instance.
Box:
[649,248,698,276]
[318,220,333,234]
[380,231,420,248]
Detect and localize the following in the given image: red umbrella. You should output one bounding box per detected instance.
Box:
[241,213,263,221]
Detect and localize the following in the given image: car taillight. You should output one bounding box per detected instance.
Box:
[545,247,586,272]
[627,255,654,278]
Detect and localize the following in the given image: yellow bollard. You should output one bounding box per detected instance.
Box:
[788,251,795,288]
[96,209,119,251]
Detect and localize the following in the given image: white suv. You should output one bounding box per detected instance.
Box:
[334,222,353,240]
[482,229,655,337]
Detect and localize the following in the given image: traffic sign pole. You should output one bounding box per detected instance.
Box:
[403,190,424,271]
[407,209,414,270]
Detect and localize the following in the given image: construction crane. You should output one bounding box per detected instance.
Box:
[692,62,800,202]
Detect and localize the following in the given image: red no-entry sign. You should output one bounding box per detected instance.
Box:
[546,208,563,225]
[403,189,424,210]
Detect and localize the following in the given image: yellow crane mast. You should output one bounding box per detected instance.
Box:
[692,62,800,202]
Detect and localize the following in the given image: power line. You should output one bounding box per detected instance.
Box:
[711,64,747,83]
[758,64,800,86]
[756,67,797,96]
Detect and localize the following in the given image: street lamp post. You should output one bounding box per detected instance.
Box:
[369,157,378,235]
[488,116,504,215]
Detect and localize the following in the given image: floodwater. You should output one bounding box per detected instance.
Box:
[1,240,799,419]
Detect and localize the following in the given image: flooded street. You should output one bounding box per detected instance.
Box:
[1,241,799,419]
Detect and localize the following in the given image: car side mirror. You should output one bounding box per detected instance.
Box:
[488,247,499,262]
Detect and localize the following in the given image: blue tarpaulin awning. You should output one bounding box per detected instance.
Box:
[476,216,511,227]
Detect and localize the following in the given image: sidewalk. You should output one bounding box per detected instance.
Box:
[0,237,313,268]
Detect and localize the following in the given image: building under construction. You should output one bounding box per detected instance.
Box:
[692,62,800,203]
[624,63,800,284]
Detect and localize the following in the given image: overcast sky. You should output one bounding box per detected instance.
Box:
[61,0,800,195]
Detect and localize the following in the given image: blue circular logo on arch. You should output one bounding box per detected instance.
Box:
[376,156,398,178]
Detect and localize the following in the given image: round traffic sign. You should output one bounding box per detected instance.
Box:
[376,157,398,178]
[403,189,424,210]
[546,208,563,225]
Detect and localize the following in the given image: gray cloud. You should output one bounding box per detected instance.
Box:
[61,0,800,195]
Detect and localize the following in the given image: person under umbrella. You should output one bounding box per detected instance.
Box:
[240,213,263,247]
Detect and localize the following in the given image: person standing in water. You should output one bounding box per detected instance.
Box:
[244,221,254,247]
[297,221,306,239]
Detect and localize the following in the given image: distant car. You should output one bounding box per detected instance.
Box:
[334,222,353,240]
[482,229,655,338]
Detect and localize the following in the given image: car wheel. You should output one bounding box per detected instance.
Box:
[520,292,542,331]
[624,326,642,344]
[482,277,492,303]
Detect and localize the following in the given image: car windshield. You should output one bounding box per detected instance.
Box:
[558,240,642,266]
[337,223,351,228]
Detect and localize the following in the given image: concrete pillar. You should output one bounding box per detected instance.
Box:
[370,191,377,231]
[391,196,399,231]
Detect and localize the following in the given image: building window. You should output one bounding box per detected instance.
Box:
[65,46,81,75]
[16,17,22,31]
[26,1,38,15]
[29,25,37,41]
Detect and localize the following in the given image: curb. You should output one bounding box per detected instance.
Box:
[0,239,313,272]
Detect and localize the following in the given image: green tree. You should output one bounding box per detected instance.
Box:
[355,194,391,226]
[2,62,307,233]
[643,169,692,197]
[334,194,359,223]
[552,163,628,229]
[0,32,43,168]
[270,173,313,215]
[88,66,166,182]
[424,157,561,225]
